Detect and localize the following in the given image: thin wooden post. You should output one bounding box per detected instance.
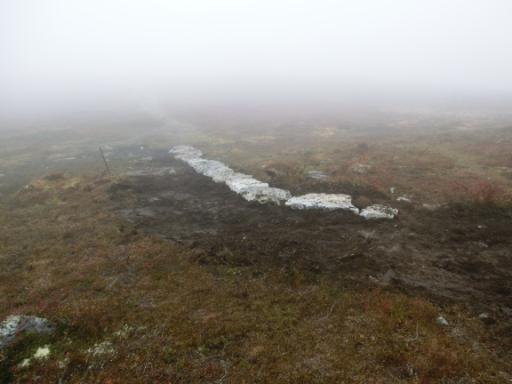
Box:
[99,147,111,175]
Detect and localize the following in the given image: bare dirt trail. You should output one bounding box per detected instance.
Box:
[109,147,512,320]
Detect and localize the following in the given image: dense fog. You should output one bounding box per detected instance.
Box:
[1,0,512,126]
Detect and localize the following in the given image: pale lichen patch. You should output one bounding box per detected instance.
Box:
[33,345,51,360]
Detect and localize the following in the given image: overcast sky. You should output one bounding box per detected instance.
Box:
[1,0,512,119]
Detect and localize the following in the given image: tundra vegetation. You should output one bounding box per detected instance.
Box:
[1,114,512,383]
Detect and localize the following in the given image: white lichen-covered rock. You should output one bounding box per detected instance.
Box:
[238,185,292,204]
[225,173,269,193]
[170,146,291,204]
[225,174,291,204]
[170,145,398,216]
[188,158,235,183]
[250,187,292,204]
[0,315,54,349]
[285,193,359,213]
[359,204,398,219]
[169,145,203,160]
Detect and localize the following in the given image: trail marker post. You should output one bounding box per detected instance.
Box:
[99,147,111,175]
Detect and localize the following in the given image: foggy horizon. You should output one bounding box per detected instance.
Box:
[2,0,512,125]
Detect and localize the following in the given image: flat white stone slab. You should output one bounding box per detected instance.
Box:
[170,146,291,204]
[226,173,269,193]
[231,183,292,204]
[188,158,235,183]
[359,204,398,219]
[286,193,359,213]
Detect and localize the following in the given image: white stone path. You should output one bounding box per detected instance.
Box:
[170,145,397,219]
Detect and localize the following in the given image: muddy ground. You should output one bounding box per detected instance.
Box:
[109,147,512,321]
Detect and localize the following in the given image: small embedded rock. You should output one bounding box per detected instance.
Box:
[436,315,449,326]
[396,196,412,203]
[478,312,496,325]
[422,203,441,211]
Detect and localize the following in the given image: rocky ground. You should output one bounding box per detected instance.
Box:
[1,122,512,383]
[113,147,512,317]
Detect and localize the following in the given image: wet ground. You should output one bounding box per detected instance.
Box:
[109,147,512,318]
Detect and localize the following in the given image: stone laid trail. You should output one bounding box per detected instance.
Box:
[170,146,292,205]
[169,145,397,219]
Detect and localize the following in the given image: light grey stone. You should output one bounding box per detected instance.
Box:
[359,204,398,219]
[0,315,54,349]
[286,193,359,213]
